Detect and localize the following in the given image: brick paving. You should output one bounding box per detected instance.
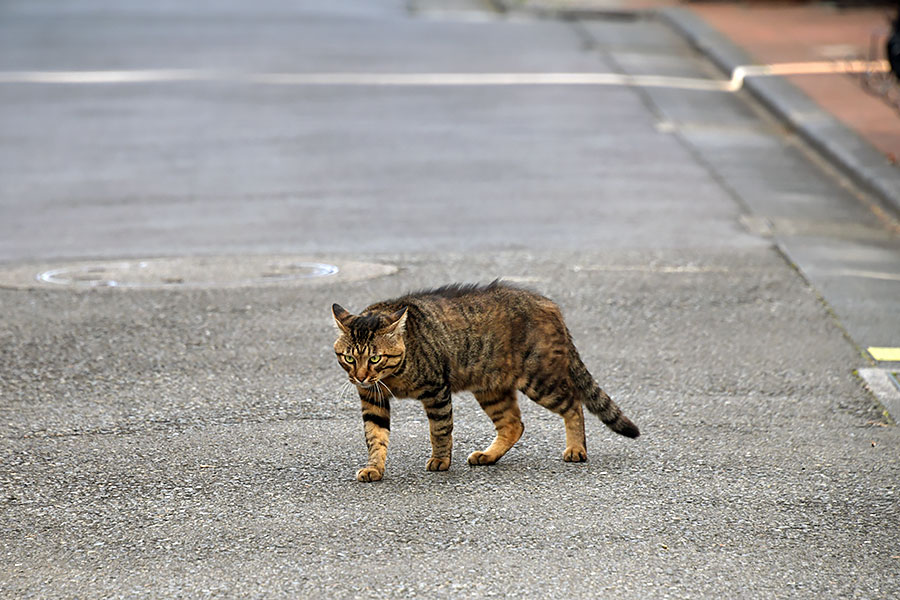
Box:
[533,0,900,162]
[692,2,900,161]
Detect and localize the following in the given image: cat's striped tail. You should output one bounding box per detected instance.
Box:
[568,347,640,438]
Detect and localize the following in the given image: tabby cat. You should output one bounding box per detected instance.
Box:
[332,281,639,482]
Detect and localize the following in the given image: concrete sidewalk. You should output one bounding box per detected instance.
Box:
[511,0,900,217]
[686,2,899,159]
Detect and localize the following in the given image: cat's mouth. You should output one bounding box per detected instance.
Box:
[352,379,375,389]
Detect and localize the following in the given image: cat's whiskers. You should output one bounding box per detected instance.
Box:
[376,379,396,402]
[368,380,380,407]
[337,380,354,401]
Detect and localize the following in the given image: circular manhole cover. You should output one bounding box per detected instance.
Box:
[0,256,397,290]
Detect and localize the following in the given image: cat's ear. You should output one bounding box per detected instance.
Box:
[381,307,408,338]
[331,303,352,333]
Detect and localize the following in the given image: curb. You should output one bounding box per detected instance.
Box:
[858,368,900,425]
[658,7,900,220]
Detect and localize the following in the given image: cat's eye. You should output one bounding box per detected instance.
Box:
[343,354,355,363]
[369,355,382,364]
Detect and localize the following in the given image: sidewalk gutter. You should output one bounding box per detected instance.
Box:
[658,7,900,219]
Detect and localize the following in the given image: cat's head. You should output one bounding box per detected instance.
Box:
[331,304,408,389]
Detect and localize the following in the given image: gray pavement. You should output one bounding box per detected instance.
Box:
[1,1,899,598]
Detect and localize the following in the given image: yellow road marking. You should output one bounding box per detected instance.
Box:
[868,347,900,362]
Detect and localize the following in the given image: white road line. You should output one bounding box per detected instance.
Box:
[824,268,900,282]
[572,264,733,273]
[0,60,888,91]
[0,69,731,90]
[0,69,213,84]
[727,59,889,92]
[245,71,734,90]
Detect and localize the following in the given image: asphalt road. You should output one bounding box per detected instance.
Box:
[1,1,898,598]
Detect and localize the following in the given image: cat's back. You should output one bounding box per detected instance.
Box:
[368,281,559,333]
[384,280,548,310]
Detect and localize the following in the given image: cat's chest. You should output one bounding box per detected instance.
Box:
[380,370,465,400]
[383,357,492,399]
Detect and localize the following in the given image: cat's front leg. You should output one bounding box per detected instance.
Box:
[420,386,453,471]
[357,389,390,482]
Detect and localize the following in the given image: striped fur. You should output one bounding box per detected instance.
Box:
[332,281,639,482]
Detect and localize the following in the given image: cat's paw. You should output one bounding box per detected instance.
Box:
[467,451,498,466]
[563,446,587,462]
[356,466,384,482]
[425,457,451,471]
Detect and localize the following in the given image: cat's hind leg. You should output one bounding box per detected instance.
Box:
[468,389,524,465]
[561,404,587,462]
[520,371,587,462]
